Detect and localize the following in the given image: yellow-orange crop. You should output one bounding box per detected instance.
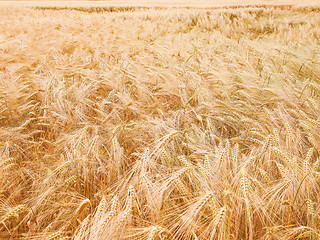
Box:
[0,3,320,239]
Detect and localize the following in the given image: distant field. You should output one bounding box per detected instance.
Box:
[1,2,320,240]
[0,0,319,7]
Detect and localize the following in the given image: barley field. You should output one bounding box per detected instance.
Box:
[1,3,320,240]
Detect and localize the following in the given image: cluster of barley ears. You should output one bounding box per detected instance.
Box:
[0,4,320,239]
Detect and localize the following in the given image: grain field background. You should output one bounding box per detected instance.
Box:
[1,2,320,240]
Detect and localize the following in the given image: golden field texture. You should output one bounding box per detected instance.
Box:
[1,4,320,240]
[0,1,319,8]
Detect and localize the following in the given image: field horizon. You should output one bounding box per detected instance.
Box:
[0,0,319,8]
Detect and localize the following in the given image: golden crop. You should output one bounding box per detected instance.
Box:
[0,4,320,239]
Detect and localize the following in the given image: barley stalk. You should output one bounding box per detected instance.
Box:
[74,214,92,240]
[1,204,25,222]
[240,169,250,198]
[306,199,314,216]
[178,155,192,168]
[271,147,295,168]
[303,148,314,176]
